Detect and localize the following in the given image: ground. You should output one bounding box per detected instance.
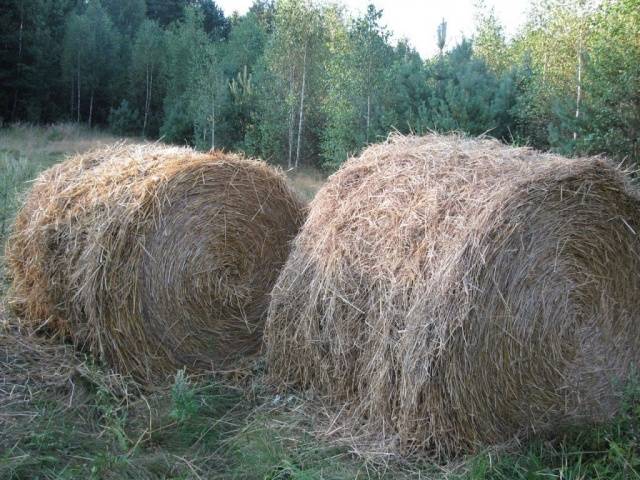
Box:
[1,124,639,479]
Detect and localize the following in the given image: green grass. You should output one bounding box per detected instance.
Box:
[458,381,640,480]
[4,365,640,479]
[1,123,640,479]
[0,149,58,244]
[0,359,382,479]
[0,123,119,253]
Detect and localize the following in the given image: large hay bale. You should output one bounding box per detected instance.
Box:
[6,144,305,382]
[265,134,640,456]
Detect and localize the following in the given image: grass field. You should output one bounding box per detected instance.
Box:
[1,124,639,479]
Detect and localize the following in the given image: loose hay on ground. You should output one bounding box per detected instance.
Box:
[5,144,305,383]
[265,133,640,457]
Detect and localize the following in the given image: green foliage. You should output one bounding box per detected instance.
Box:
[61,1,121,126]
[458,379,640,480]
[160,6,210,144]
[130,19,166,137]
[0,0,76,122]
[103,0,146,37]
[423,39,519,141]
[473,1,508,73]
[320,4,395,168]
[108,99,140,135]
[170,369,198,423]
[1,0,639,166]
[573,0,640,164]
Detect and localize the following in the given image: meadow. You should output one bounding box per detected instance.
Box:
[1,124,640,479]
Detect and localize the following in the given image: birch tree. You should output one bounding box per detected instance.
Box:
[131,19,165,136]
[62,1,118,127]
[258,0,323,168]
[62,12,89,122]
[350,5,392,144]
[191,42,225,150]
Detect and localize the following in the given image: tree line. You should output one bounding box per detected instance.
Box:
[1,0,638,168]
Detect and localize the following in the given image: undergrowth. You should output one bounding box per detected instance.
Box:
[3,363,640,479]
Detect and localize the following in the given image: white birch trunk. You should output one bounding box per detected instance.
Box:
[295,44,307,169]
[287,66,295,169]
[211,96,216,151]
[76,64,81,123]
[143,65,149,137]
[88,91,93,128]
[574,36,582,141]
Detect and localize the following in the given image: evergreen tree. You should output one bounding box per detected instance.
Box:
[386,41,432,135]
[194,0,229,39]
[0,0,76,122]
[145,0,186,26]
[104,0,146,37]
[427,39,517,139]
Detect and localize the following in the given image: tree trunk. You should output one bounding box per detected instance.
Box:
[366,95,371,143]
[211,96,216,151]
[143,65,152,137]
[573,36,582,141]
[287,66,295,169]
[295,44,307,169]
[143,66,149,137]
[148,69,153,127]
[11,3,25,121]
[88,91,94,128]
[70,76,74,117]
[76,66,81,123]
[365,49,372,144]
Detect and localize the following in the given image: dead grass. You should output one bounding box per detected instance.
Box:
[0,122,125,159]
[287,167,326,201]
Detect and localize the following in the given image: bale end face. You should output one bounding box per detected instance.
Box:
[6,145,306,383]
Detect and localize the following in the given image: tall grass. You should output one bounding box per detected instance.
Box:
[0,124,124,297]
[0,123,123,244]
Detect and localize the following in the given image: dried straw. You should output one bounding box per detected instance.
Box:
[265,133,640,456]
[6,144,305,383]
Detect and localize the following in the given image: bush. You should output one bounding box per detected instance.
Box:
[108,100,140,136]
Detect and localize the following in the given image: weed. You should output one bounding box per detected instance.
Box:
[170,369,199,424]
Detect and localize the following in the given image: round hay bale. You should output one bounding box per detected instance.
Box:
[6,144,305,382]
[264,133,640,456]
